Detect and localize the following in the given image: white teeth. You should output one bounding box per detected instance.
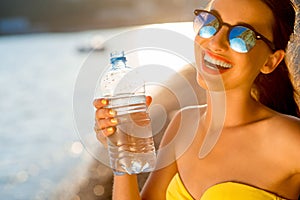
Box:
[204,54,232,69]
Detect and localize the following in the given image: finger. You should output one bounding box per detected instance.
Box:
[95,108,117,120]
[96,117,118,129]
[102,126,116,137]
[146,96,152,107]
[94,125,116,145]
[93,98,109,109]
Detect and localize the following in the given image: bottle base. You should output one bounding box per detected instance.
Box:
[110,152,156,175]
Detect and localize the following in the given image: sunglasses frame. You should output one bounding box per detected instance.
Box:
[194,9,276,52]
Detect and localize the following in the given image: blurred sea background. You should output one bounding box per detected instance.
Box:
[1,0,299,200]
[0,0,208,199]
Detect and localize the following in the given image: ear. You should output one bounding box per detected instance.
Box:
[260,50,285,74]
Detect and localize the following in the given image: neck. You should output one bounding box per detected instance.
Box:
[204,89,263,128]
[199,89,264,158]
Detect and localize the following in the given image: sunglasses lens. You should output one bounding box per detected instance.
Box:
[200,26,217,38]
[194,11,261,53]
[229,26,256,53]
[194,12,219,38]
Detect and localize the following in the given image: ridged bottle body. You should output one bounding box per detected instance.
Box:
[100,51,156,175]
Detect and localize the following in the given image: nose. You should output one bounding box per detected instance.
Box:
[207,26,229,52]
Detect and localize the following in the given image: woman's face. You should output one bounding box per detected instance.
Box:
[194,0,275,92]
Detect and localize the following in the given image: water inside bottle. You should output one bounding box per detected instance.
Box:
[106,94,156,175]
[108,134,156,175]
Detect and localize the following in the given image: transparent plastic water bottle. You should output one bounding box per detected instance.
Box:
[100,51,156,175]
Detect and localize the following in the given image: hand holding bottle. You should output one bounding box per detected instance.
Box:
[93,96,152,144]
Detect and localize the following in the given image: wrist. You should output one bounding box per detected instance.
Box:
[113,173,141,200]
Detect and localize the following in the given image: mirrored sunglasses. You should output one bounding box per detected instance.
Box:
[193,9,276,53]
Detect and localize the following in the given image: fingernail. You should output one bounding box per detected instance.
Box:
[110,118,118,124]
[109,109,116,116]
[101,99,108,105]
[107,127,114,133]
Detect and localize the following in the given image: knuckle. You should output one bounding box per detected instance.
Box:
[95,108,106,119]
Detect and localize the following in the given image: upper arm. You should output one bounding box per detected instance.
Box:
[282,116,300,173]
[273,115,300,194]
[286,117,300,197]
[140,94,206,199]
[140,112,183,199]
[140,161,178,200]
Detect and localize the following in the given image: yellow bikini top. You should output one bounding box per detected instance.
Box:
[166,173,288,200]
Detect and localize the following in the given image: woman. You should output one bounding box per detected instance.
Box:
[94,0,300,199]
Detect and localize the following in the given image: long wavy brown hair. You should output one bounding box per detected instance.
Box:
[253,0,300,117]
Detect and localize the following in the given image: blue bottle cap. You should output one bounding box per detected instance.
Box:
[110,51,127,64]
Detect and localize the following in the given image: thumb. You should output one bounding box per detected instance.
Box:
[146,96,152,107]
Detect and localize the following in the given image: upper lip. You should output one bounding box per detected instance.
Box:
[205,50,232,64]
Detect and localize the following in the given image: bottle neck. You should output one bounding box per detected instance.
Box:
[112,60,127,70]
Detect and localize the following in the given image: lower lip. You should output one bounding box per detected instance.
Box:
[201,54,229,75]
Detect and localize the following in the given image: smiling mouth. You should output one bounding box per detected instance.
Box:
[203,53,233,71]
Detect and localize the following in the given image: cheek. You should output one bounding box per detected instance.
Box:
[230,55,264,86]
[194,38,205,82]
[194,37,204,67]
[194,36,204,49]
[194,41,209,90]
[238,50,270,76]
[194,37,226,91]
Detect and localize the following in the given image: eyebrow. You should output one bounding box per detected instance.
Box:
[210,9,254,27]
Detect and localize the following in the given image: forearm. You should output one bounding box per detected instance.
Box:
[113,174,141,200]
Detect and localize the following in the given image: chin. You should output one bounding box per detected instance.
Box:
[196,69,227,92]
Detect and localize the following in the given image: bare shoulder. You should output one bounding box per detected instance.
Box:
[157,105,207,158]
[161,105,207,144]
[271,113,300,138]
[141,105,208,199]
[268,113,300,171]
[167,104,207,130]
